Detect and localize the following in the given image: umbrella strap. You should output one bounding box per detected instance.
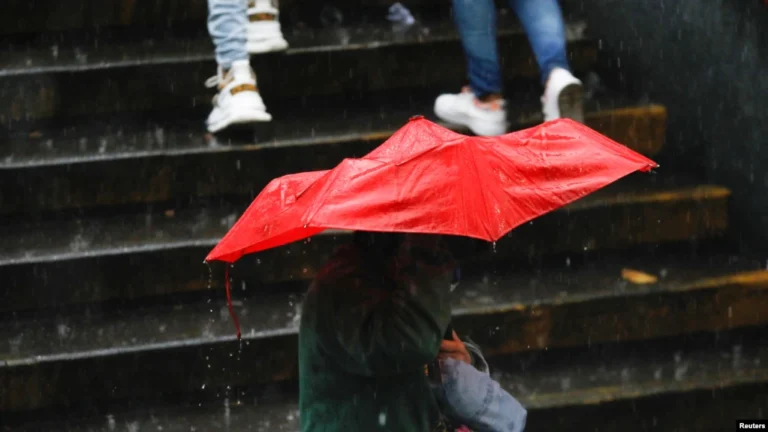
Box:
[225,265,242,340]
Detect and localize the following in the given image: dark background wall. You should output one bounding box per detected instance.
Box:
[567,0,768,251]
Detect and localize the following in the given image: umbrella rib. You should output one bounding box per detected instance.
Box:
[301,161,350,227]
[567,119,657,168]
[467,141,494,240]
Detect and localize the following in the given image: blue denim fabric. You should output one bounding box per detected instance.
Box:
[208,0,249,68]
[439,358,527,432]
[452,0,571,96]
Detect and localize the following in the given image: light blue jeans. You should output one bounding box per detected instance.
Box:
[438,358,527,432]
[208,0,249,68]
[453,0,571,97]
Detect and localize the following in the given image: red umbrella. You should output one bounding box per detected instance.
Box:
[206,116,657,337]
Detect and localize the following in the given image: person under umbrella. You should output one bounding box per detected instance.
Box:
[298,231,526,431]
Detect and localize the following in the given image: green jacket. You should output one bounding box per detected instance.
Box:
[299,242,454,432]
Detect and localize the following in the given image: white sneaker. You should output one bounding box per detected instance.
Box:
[205,59,272,133]
[434,87,507,136]
[246,0,289,54]
[542,67,584,123]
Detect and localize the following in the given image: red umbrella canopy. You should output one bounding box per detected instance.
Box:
[206,117,656,264]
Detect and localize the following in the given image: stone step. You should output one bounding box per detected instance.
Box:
[2,17,586,78]
[0,0,453,35]
[5,318,768,429]
[0,177,729,312]
[2,254,767,415]
[0,19,594,122]
[0,96,665,216]
[0,0,580,36]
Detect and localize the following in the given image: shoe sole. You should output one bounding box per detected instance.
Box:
[207,109,272,134]
[557,83,584,123]
[246,38,289,54]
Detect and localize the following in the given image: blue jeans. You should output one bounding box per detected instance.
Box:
[208,0,249,68]
[453,0,571,97]
[438,358,527,432]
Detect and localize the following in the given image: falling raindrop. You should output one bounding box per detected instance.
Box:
[8,334,23,356]
[732,345,743,369]
[674,352,688,381]
[57,323,71,339]
[224,397,231,428]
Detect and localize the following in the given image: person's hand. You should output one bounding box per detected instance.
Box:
[438,331,472,364]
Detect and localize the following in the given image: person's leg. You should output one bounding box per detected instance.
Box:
[509,0,583,122]
[208,0,249,69]
[452,0,503,99]
[206,0,271,133]
[432,0,507,137]
[509,0,570,84]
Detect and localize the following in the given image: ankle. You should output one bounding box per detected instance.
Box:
[478,93,503,103]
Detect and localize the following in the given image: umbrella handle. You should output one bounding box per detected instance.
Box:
[444,323,454,340]
[427,323,455,385]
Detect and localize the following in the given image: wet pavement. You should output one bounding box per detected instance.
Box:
[0,85,618,168]
[0,90,432,168]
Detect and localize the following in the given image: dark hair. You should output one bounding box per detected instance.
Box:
[352,231,405,263]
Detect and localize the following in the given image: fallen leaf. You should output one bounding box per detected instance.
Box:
[621,268,659,284]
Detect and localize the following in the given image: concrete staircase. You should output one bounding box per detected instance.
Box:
[1,0,766,430]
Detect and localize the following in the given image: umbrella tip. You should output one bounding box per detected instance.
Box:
[409,115,424,122]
